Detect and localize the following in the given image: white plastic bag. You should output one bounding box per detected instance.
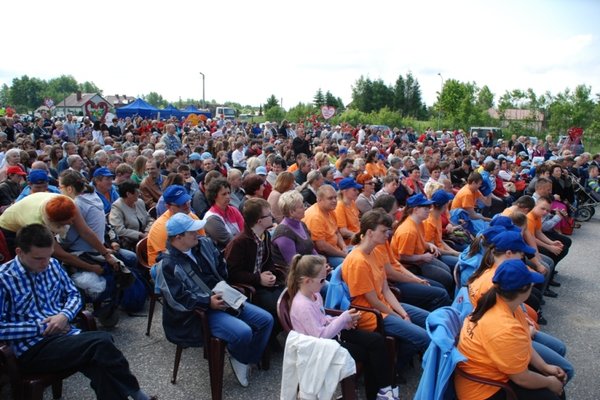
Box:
[72,271,106,300]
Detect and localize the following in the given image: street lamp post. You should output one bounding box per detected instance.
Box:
[437,73,444,130]
[199,72,205,109]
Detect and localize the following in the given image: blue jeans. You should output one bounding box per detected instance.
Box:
[383,303,430,369]
[394,278,451,311]
[207,302,273,364]
[533,331,574,382]
[420,257,454,294]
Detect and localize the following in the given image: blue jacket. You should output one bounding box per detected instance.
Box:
[414,307,467,400]
[324,265,351,311]
[449,208,488,236]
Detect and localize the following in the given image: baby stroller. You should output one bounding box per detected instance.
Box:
[568,172,599,222]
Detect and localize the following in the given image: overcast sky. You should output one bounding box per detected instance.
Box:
[2,0,599,109]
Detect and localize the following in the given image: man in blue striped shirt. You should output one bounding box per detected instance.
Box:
[0,224,155,400]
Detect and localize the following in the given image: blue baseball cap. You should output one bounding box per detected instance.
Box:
[189,152,202,161]
[489,216,521,232]
[492,259,544,291]
[255,166,267,176]
[166,212,206,236]
[163,185,191,206]
[430,190,454,206]
[490,230,536,256]
[28,169,49,183]
[339,177,363,191]
[339,147,348,155]
[200,152,213,160]
[93,167,115,178]
[407,193,434,208]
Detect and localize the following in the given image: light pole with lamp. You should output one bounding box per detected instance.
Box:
[199,72,205,109]
[437,73,444,130]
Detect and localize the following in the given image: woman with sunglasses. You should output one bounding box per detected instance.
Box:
[288,254,398,400]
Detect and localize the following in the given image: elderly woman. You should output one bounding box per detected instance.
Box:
[272,190,318,267]
[355,173,377,216]
[267,171,295,224]
[203,177,245,251]
[109,179,154,251]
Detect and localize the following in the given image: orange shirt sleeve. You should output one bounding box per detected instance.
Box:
[423,215,442,247]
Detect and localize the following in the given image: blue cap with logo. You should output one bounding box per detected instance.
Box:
[430,190,454,206]
[490,230,536,256]
[28,169,49,183]
[163,185,191,206]
[93,167,115,178]
[339,177,363,191]
[407,193,434,208]
[189,152,202,161]
[492,259,544,291]
[166,212,206,236]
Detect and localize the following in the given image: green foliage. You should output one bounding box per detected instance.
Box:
[9,75,47,112]
[286,103,316,124]
[264,105,285,123]
[0,84,10,105]
[44,75,79,105]
[313,89,325,108]
[352,72,426,119]
[143,92,168,108]
[79,81,102,94]
[264,95,279,112]
[547,85,594,134]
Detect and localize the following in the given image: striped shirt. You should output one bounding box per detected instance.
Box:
[0,257,82,357]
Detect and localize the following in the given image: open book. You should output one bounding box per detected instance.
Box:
[213,281,247,310]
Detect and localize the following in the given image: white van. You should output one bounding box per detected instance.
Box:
[215,106,236,120]
[469,127,503,139]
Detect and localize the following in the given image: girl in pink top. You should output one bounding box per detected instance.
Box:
[287,255,398,400]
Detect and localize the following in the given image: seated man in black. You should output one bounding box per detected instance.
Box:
[0,224,154,400]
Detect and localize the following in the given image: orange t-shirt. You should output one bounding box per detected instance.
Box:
[365,162,386,178]
[342,247,389,332]
[451,185,481,210]
[373,241,403,272]
[147,210,204,266]
[526,212,542,236]
[303,203,339,248]
[468,262,499,305]
[501,206,518,217]
[423,213,443,247]
[335,200,360,244]
[455,296,532,400]
[390,217,427,257]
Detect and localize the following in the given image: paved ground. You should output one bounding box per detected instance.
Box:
[1,216,599,399]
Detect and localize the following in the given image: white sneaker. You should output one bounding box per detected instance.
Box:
[376,387,399,400]
[229,356,249,387]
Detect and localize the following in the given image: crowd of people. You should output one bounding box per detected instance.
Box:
[0,109,594,399]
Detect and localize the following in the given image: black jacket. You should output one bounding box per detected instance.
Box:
[157,238,228,347]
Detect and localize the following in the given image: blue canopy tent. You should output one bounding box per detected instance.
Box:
[115,98,160,119]
[160,104,183,119]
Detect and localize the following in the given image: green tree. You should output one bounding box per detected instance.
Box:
[547,85,595,134]
[477,85,494,110]
[264,95,279,112]
[144,92,168,108]
[79,81,102,94]
[44,75,79,105]
[351,76,374,112]
[286,102,316,123]
[313,89,325,108]
[436,79,477,129]
[325,91,337,107]
[0,84,10,105]
[264,105,285,122]
[9,75,48,112]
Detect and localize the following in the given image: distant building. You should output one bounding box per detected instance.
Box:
[488,108,545,133]
[56,92,135,117]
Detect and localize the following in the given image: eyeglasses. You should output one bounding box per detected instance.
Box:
[260,214,273,220]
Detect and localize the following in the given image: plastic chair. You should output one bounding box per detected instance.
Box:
[170,309,227,400]
[136,237,163,336]
[0,311,97,400]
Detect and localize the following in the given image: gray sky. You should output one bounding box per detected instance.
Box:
[2,0,599,108]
